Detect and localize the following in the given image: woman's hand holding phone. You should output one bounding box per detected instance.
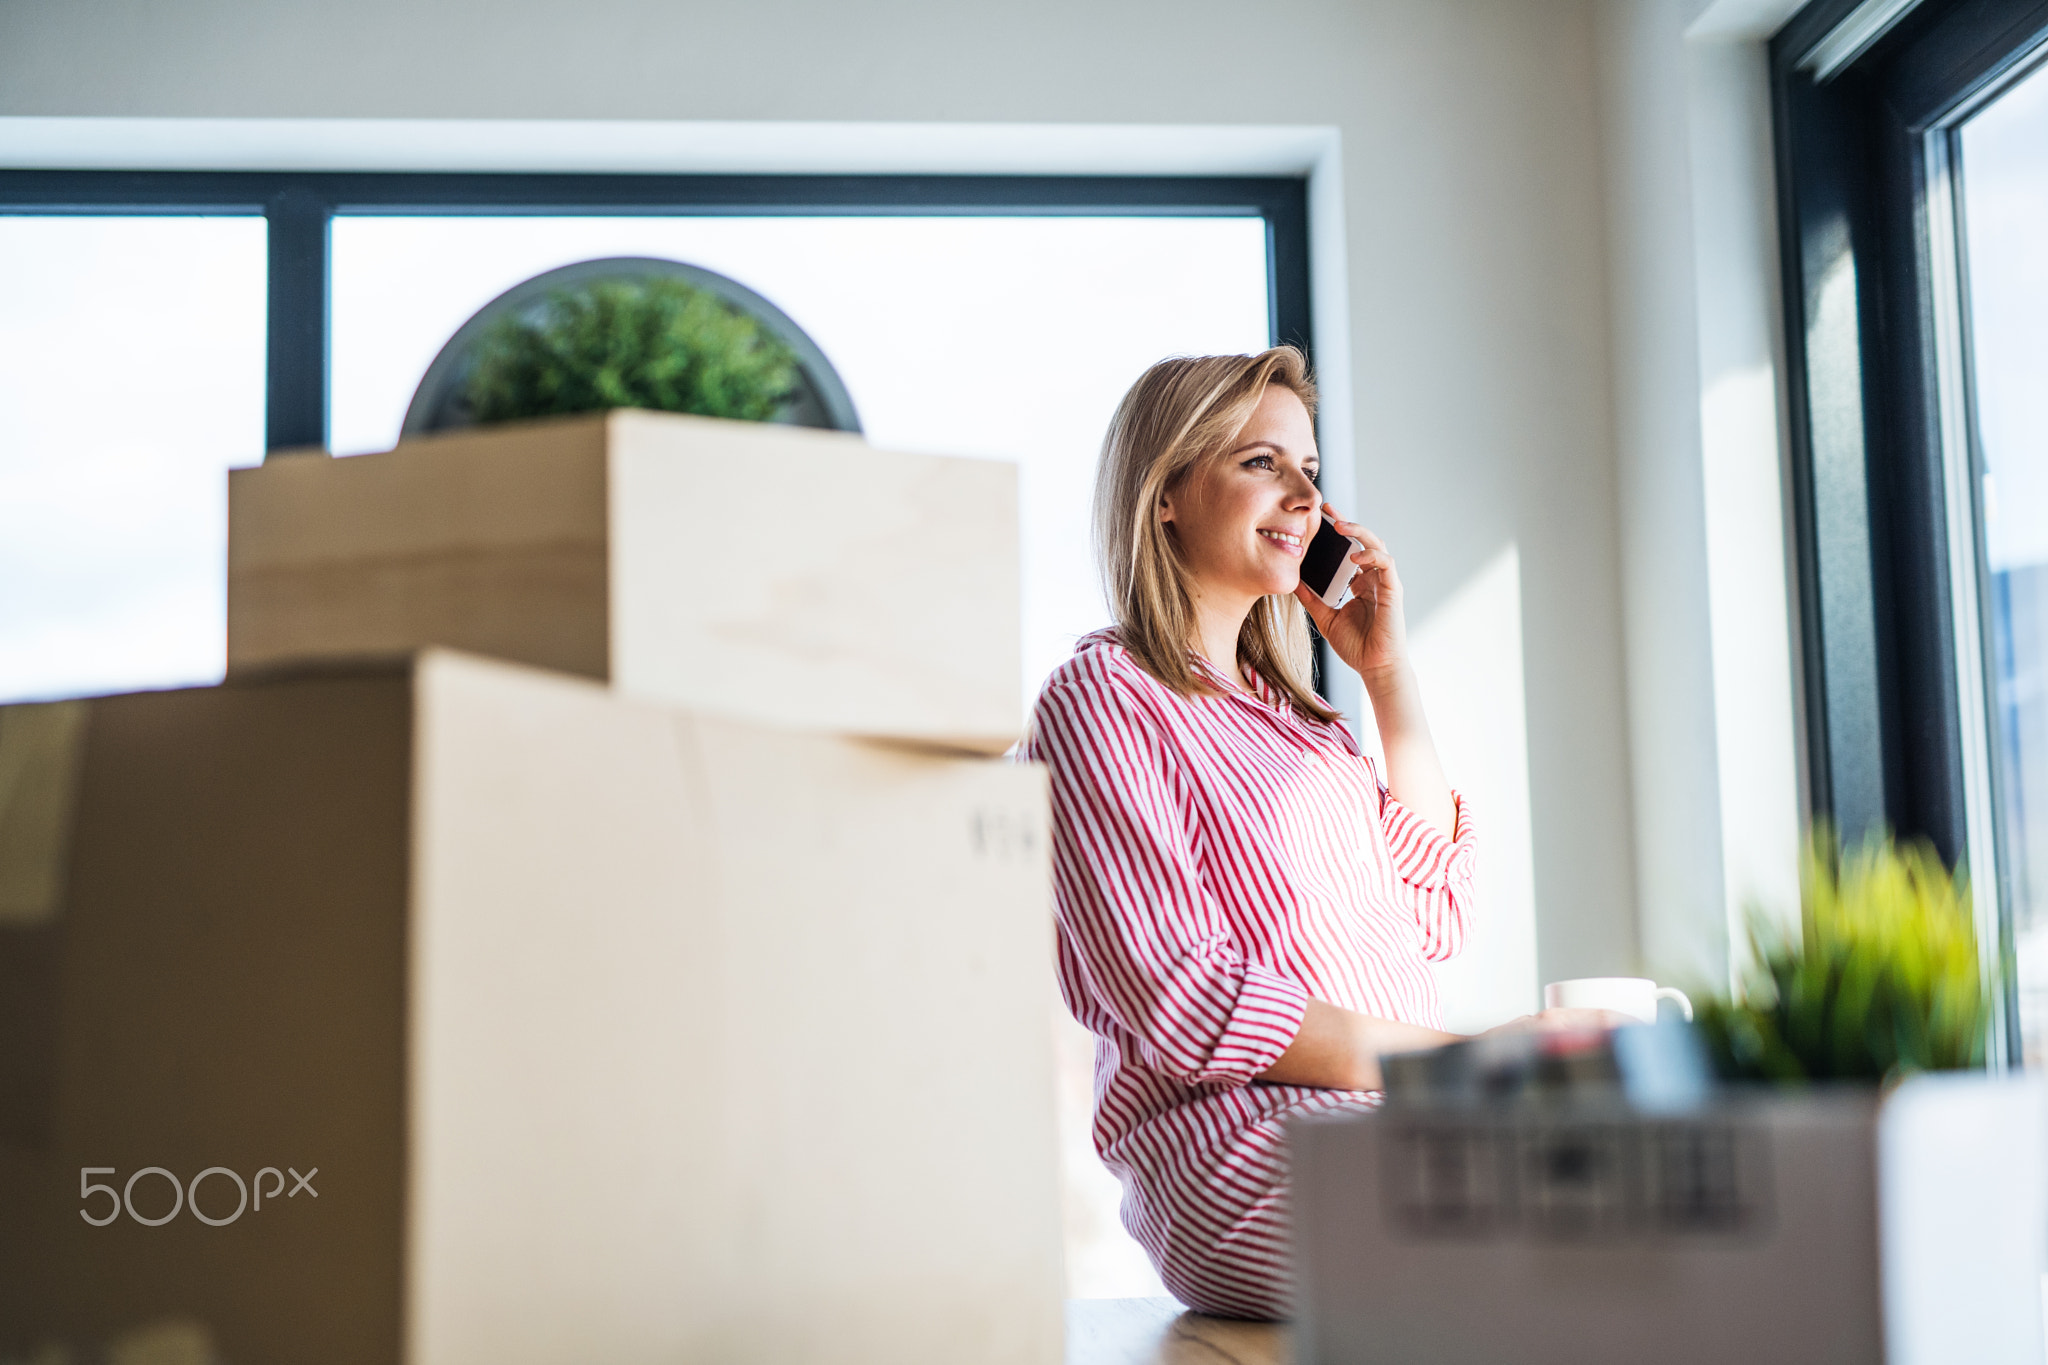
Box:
[1292,503,1409,690]
[1293,502,1455,836]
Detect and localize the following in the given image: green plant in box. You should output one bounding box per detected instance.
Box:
[1696,831,1991,1083]
[464,276,800,426]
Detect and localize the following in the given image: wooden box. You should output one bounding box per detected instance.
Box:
[0,652,1061,1364]
[229,411,1022,753]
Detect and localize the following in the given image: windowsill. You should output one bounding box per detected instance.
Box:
[1065,1297,1283,1365]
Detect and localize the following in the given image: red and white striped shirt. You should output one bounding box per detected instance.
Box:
[1022,628,1477,1319]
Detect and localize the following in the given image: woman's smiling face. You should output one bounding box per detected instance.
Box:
[1161,382,1322,605]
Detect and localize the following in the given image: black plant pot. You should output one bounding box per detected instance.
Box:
[400,256,863,438]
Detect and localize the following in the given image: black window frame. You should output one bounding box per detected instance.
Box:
[1774,0,2048,1059]
[0,170,1324,689]
[0,170,1312,454]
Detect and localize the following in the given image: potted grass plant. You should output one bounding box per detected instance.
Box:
[1693,831,1991,1083]
[1683,832,2048,1359]
[463,276,800,426]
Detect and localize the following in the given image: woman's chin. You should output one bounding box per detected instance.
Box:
[1213,563,1300,601]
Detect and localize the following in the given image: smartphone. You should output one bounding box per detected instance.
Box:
[1299,515,1364,608]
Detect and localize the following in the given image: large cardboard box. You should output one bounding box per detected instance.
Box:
[228,411,1023,753]
[0,652,1062,1365]
[1293,1076,2048,1365]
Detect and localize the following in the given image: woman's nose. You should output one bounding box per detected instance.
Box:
[1285,469,1319,506]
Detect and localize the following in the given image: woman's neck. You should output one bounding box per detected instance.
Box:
[1189,588,1258,692]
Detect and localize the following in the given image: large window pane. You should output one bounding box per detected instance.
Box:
[0,216,267,703]
[1961,60,2048,1060]
[329,215,1272,704]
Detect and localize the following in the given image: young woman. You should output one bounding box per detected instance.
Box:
[1023,348,1603,1320]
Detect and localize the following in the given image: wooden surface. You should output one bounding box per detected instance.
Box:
[1067,1298,1285,1365]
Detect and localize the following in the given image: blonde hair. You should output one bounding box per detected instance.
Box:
[1095,346,1338,723]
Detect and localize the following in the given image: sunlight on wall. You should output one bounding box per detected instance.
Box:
[1409,543,1541,1032]
[1700,361,1802,961]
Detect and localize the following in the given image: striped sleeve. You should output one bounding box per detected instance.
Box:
[1030,676,1310,1087]
[1380,788,1479,963]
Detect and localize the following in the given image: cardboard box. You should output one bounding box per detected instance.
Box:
[228,411,1023,753]
[1293,1075,2048,1365]
[0,652,1062,1365]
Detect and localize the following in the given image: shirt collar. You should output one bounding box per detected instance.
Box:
[1188,650,1360,759]
[1088,626,1306,724]
[1188,649,1286,711]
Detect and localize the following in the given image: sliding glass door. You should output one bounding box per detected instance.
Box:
[1958,59,2048,1060]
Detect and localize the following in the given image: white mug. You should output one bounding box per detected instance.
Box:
[1543,976,1693,1026]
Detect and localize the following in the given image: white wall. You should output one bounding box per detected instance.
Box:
[1596,0,1806,993]
[0,0,1639,989]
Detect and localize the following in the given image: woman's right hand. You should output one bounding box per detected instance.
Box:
[1292,506,1409,689]
[1478,1008,1636,1038]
